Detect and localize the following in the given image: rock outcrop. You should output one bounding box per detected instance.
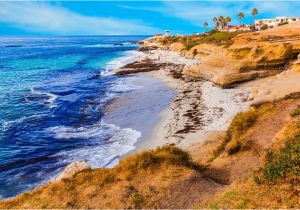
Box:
[178,23,300,86]
[55,161,91,181]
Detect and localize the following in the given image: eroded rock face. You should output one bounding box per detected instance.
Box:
[292,53,300,72]
[55,161,91,181]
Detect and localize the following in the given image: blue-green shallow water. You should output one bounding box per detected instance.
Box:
[0,36,150,198]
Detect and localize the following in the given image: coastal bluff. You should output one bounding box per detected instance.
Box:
[147,22,300,89]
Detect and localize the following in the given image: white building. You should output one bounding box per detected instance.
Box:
[255,16,300,29]
[164,30,171,37]
[220,25,252,32]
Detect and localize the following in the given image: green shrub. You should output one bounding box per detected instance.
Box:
[258,131,300,183]
[290,107,300,117]
[160,36,183,45]
[253,175,262,184]
[261,24,268,30]
[199,31,240,47]
[130,193,145,208]
[278,22,288,26]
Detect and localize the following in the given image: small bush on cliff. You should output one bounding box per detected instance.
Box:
[290,106,300,117]
[278,22,288,27]
[130,193,145,209]
[254,127,300,184]
[261,24,268,30]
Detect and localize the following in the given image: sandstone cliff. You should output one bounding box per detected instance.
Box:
[182,23,300,86]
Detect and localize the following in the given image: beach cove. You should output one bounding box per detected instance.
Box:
[114,49,250,153]
[2,22,300,208]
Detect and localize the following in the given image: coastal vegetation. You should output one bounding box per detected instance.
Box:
[251,8,258,20]
[278,21,289,27]
[237,12,245,25]
[290,106,300,117]
[256,129,300,184]
[261,24,268,30]
[160,29,240,50]
[203,21,209,32]
[205,118,300,209]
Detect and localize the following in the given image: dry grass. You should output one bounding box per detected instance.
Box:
[0,145,204,209]
[198,111,300,209]
[210,108,258,160]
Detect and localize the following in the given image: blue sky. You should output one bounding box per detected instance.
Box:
[0,1,299,35]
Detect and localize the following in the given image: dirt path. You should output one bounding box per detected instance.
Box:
[249,99,300,149]
[152,172,225,209]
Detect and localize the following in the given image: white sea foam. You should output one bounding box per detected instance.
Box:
[101,50,143,76]
[1,116,28,132]
[1,114,47,131]
[109,77,141,93]
[30,88,58,108]
[47,121,141,168]
[201,81,250,130]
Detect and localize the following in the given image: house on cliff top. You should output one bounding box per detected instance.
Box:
[220,25,252,32]
[255,16,300,29]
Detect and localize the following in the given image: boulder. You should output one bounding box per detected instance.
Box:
[55,161,91,181]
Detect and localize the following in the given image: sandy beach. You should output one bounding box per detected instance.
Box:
[116,49,251,152]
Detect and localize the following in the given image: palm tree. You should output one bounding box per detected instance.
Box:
[251,8,258,18]
[238,12,245,26]
[218,16,225,29]
[204,22,209,32]
[212,16,217,28]
[251,8,258,30]
[225,16,232,27]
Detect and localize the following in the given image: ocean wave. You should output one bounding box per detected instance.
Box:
[47,120,141,168]
[0,113,48,132]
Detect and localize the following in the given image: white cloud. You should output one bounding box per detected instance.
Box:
[119,1,300,28]
[165,1,300,25]
[0,2,159,35]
